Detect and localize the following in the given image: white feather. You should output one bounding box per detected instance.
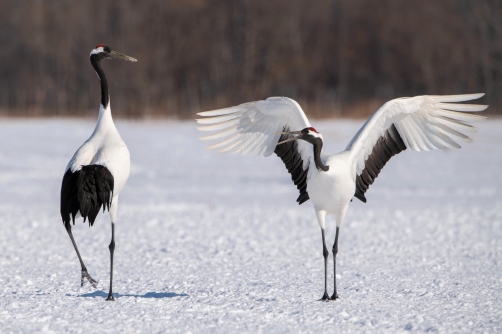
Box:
[346,94,487,177]
[66,104,130,196]
[197,97,314,167]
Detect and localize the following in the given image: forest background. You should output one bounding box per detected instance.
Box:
[0,0,500,118]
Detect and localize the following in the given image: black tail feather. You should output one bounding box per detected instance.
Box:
[61,165,114,227]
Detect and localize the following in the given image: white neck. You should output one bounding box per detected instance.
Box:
[91,102,118,137]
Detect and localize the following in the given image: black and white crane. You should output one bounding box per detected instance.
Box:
[196,94,487,301]
[60,44,136,301]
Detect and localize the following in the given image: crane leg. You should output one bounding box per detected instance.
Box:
[106,222,116,301]
[65,223,97,288]
[320,228,330,301]
[331,226,340,300]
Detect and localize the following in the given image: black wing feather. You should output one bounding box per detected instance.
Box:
[354,124,406,203]
[274,127,310,205]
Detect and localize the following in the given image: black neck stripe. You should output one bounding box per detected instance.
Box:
[90,55,109,108]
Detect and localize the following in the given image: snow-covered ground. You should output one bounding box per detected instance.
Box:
[0,118,500,333]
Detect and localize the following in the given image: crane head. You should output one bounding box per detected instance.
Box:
[90,44,137,62]
[276,127,323,145]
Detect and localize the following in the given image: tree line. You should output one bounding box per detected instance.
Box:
[0,0,499,118]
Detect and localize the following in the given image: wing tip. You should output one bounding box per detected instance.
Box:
[296,192,310,205]
[431,93,486,103]
[474,105,489,112]
[354,193,367,203]
[196,106,242,117]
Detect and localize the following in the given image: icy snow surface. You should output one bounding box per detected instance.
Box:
[0,118,501,333]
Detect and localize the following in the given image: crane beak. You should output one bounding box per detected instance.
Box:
[275,131,303,145]
[110,50,137,62]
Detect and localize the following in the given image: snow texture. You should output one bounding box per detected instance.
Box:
[0,119,501,333]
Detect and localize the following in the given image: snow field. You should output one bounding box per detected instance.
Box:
[0,119,501,332]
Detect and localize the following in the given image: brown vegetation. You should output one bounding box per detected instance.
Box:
[0,0,500,118]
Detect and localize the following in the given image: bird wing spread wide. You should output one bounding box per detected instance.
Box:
[197,97,315,204]
[345,93,487,202]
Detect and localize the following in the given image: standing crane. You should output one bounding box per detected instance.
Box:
[196,94,487,301]
[60,44,136,301]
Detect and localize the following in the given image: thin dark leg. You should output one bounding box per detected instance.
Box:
[106,222,115,301]
[65,223,97,288]
[331,226,340,300]
[320,228,330,301]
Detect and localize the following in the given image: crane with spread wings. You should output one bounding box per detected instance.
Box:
[196,94,487,300]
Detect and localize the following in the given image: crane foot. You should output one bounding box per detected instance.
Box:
[319,292,330,301]
[81,269,98,289]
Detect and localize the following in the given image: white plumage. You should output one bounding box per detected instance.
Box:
[196,93,487,301]
[347,94,486,176]
[198,97,315,178]
[66,103,131,222]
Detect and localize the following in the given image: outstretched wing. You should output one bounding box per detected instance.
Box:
[196,97,314,205]
[346,93,487,203]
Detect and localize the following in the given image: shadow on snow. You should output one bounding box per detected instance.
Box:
[73,290,188,299]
